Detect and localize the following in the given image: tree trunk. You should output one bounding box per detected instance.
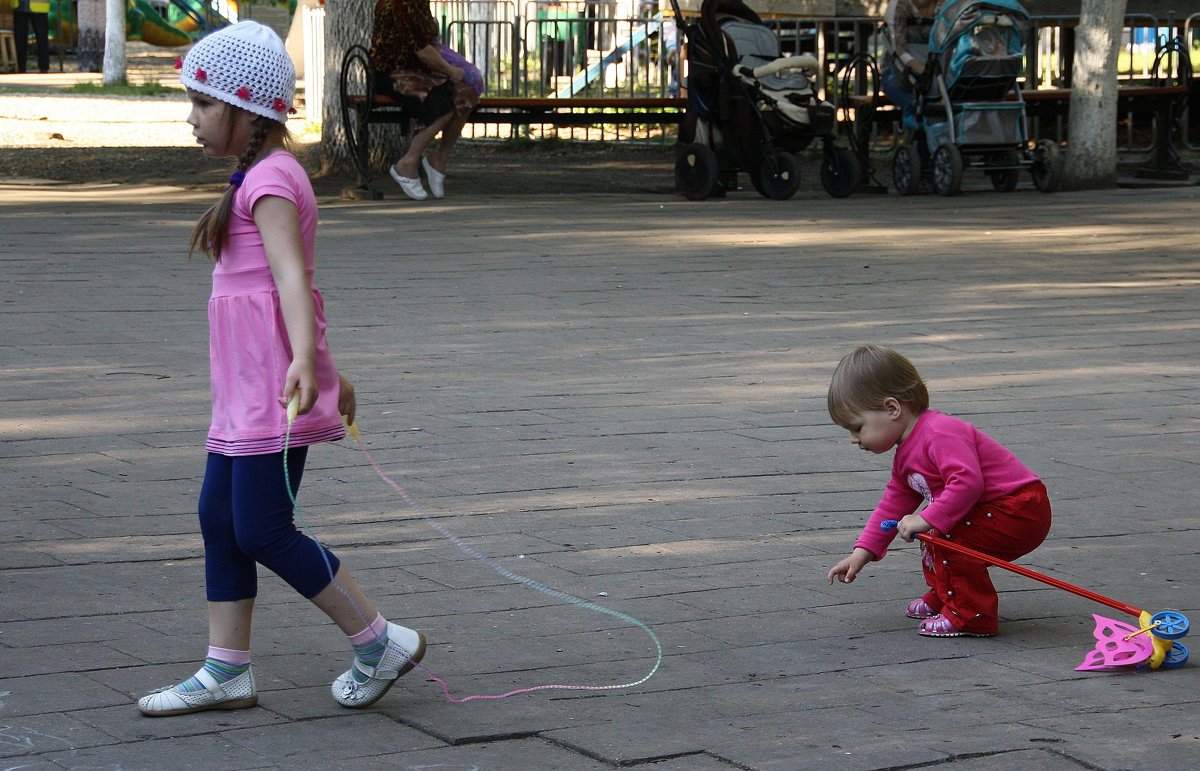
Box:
[102,0,128,86]
[1063,0,1127,189]
[77,0,105,73]
[321,0,367,173]
[321,0,406,174]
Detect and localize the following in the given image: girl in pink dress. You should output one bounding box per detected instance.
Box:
[138,22,425,716]
[825,345,1052,637]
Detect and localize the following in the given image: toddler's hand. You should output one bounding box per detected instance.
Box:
[897,513,933,542]
[827,548,874,585]
[827,559,858,584]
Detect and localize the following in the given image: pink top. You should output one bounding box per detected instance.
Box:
[205,151,345,456]
[855,410,1039,559]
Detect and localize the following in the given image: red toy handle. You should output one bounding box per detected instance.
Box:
[880,520,1144,619]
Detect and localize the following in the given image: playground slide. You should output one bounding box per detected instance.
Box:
[170,0,240,34]
[46,0,233,48]
[132,0,197,47]
[48,0,295,49]
[555,17,663,98]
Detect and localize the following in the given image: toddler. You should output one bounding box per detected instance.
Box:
[825,345,1051,637]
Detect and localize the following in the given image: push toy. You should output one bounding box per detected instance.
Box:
[880,521,1190,671]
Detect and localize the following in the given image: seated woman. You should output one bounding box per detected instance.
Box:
[882,0,941,115]
[371,0,483,200]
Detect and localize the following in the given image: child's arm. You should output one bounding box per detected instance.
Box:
[827,547,877,584]
[256,195,319,416]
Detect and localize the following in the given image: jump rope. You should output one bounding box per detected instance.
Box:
[282,397,663,702]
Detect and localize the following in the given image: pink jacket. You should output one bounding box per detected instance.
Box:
[855,410,1039,559]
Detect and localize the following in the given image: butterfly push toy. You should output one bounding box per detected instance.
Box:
[880,521,1190,671]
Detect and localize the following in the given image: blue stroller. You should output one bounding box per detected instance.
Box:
[893,0,1063,195]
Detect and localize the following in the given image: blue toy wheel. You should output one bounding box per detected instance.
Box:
[1150,611,1190,641]
[1161,641,1189,669]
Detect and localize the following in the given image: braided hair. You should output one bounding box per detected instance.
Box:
[188,110,293,260]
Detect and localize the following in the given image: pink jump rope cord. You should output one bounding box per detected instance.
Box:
[284,403,662,703]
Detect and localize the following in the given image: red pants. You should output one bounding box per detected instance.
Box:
[920,482,1051,635]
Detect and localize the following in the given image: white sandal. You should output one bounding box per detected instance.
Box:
[332,623,426,708]
[421,157,446,199]
[137,666,258,717]
[389,165,428,201]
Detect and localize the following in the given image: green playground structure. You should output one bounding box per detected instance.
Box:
[46,0,297,48]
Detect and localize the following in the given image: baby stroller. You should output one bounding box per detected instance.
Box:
[893,0,1063,195]
[671,0,861,200]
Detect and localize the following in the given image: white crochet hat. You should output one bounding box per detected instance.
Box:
[179,21,295,122]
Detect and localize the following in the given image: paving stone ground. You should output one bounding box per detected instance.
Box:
[2,163,1199,770]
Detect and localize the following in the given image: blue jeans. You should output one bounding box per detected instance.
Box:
[882,67,917,126]
[198,449,341,601]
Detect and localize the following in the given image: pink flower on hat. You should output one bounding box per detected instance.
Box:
[174,56,183,70]
[195,68,207,82]
[237,86,251,100]
[272,98,287,113]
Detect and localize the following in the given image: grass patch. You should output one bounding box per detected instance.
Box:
[65,81,177,97]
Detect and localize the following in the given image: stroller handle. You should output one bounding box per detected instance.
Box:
[744,54,820,80]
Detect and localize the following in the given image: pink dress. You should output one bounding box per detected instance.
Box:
[205,151,345,456]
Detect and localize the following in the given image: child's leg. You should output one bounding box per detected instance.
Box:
[927,483,1052,635]
[225,450,425,708]
[916,551,943,614]
[310,565,380,634]
[314,565,426,708]
[138,455,261,715]
[925,545,998,634]
[227,448,344,599]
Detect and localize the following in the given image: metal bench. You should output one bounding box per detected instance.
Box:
[338,44,687,198]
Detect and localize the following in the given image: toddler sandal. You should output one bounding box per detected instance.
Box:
[137,667,258,717]
[918,614,996,638]
[332,623,426,708]
[906,598,938,619]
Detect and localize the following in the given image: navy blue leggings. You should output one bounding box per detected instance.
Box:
[198,449,341,601]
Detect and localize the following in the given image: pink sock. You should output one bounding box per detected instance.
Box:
[208,645,252,665]
[348,613,388,646]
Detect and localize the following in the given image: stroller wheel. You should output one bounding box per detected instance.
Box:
[675,143,721,200]
[1030,139,1064,193]
[931,144,964,197]
[820,148,861,199]
[753,150,801,201]
[892,146,922,196]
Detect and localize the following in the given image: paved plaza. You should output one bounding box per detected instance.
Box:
[2,175,1199,769]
